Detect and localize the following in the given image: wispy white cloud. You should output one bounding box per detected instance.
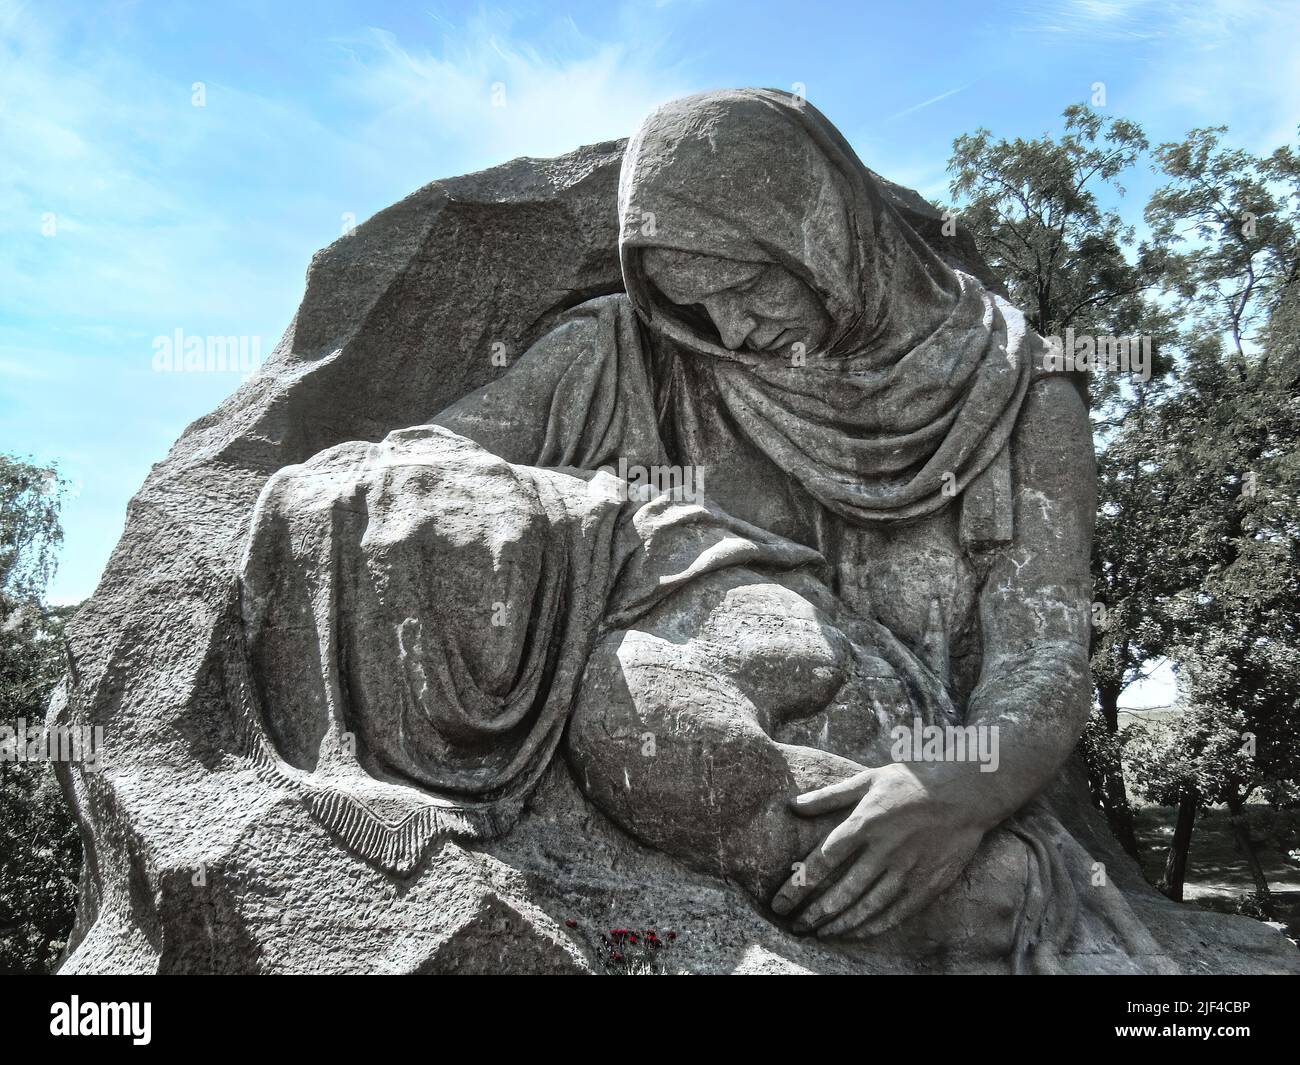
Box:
[887,84,972,123]
[0,353,52,382]
[334,12,694,172]
[1015,0,1167,40]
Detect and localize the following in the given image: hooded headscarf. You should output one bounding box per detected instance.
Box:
[619,88,1038,542]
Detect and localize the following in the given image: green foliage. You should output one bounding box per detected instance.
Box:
[1124,706,1258,810]
[1128,126,1300,822]
[1080,707,1128,807]
[0,455,81,974]
[1147,127,1300,352]
[947,104,1160,344]
[0,607,83,974]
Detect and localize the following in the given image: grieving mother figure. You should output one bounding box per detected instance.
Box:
[241,89,1165,972]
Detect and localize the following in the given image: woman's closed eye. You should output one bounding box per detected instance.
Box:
[745,271,806,320]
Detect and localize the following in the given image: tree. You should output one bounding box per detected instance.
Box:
[947,103,1157,342]
[1126,125,1300,906]
[0,454,81,973]
[1132,334,1300,906]
[1147,127,1300,359]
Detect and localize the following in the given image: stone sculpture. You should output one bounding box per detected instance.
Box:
[52,89,1299,974]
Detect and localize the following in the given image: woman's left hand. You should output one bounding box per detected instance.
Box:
[770,761,989,939]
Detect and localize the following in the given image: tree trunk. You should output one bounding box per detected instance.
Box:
[1093,684,1142,861]
[1158,788,1197,902]
[1226,792,1272,903]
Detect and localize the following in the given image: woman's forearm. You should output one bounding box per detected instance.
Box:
[952,640,1091,826]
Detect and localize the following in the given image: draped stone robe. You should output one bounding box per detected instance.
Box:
[432,289,1091,805]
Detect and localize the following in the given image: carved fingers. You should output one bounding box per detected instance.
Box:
[771,836,846,917]
[790,768,875,816]
[814,865,913,937]
[772,762,986,941]
[773,791,891,921]
[793,850,899,933]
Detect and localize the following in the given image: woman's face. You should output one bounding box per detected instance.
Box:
[641,247,832,357]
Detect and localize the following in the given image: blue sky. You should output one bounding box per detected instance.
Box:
[3,0,1298,643]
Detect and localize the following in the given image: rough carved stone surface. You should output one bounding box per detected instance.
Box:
[52,90,1298,974]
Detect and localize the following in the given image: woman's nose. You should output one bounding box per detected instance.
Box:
[703,295,756,350]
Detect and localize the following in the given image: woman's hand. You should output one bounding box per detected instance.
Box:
[770,761,989,939]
